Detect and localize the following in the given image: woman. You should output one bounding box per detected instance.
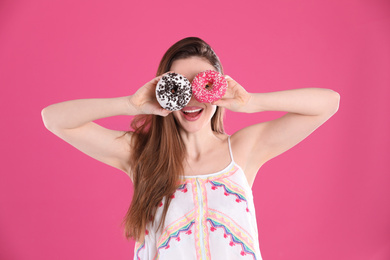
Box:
[41,37,340,260]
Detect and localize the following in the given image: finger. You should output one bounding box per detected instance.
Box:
[151,75,163,84]
[153,106,172,116]
[224,75,233,81]
[159,108,172,117]
[212,99,230,107]
[220,86,235,99]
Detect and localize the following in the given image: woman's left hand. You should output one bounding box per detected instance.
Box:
[211,75,252,112]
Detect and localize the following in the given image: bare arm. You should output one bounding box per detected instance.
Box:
[42,96,135,129]
[213,76,340,185]
[41,96,136,176]
[238,89,340,168]
[41,73,172,179]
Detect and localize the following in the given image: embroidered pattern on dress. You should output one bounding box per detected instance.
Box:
[210,178,251,213]
[208,164,239,182]
[135,240,145,260]
[176,183,188,193]
[155,209,195,259]
[207,209,257,259]
[199,176,212,259]
[191,179,203,260]
[135,228,150,260]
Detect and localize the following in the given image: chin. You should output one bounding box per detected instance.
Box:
[175,119,206,133]
[180,125,204,133]
[172,115,206,134]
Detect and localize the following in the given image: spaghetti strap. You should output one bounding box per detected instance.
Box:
[227,135,235,162]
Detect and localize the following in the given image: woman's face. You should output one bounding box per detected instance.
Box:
[170,56,218,134]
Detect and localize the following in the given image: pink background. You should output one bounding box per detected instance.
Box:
[1,0,389,259]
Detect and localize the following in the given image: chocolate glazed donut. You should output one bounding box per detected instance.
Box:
[155,72,192,111]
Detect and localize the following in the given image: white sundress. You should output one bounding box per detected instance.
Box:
[133,136,263,260]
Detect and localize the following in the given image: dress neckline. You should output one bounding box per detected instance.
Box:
[183,160,235,179]
[179,160,252,189]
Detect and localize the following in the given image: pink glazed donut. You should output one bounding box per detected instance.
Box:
[192,70,228,103]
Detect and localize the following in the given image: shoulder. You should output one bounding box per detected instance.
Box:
[214,132,230,142]
[230,123,267,158]
[229,125,268,180]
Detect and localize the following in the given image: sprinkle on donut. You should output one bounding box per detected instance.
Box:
[191,70,228,103]
[155,72,192,111]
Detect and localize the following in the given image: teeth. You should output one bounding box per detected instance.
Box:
[183,109,202,113]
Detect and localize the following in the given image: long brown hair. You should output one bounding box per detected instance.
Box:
[121,37,226,243]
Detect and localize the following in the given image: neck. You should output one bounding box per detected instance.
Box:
[179,125,219,161]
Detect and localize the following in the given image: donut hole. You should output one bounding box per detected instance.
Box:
[205,81,214,91]
[171,87,178,94]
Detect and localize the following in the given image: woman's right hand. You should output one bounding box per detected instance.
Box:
[128,71,174,117]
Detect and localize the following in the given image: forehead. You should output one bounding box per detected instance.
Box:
[169,56,216,82]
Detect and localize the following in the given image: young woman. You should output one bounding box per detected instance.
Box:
[41,37,340,260]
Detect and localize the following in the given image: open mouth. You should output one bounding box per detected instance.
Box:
[181,108,203,121]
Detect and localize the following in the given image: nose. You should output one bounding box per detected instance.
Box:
[186,96,201,106]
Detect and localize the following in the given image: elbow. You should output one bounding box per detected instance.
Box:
[332,90,340,114]
[325,90,340,115]
[41,108,53,131]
